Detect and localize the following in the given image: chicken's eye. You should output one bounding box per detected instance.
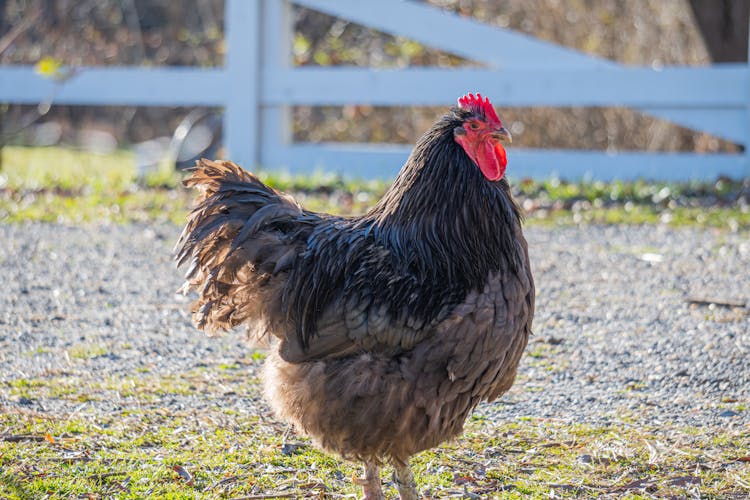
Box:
[469,122,480,130]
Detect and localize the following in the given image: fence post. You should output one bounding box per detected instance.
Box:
[224,0,261,168]
[260,0,293,170]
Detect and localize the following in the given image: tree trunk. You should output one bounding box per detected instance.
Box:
[688,0,749,62]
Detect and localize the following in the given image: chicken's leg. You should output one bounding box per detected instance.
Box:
[393,460,419,500]
[354,461,384,500]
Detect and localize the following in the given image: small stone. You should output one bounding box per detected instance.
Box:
[281,442,307,455]
[719,410,739,418]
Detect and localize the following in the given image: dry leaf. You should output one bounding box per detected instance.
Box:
[173,465,194,485]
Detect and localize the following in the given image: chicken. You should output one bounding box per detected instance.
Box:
[175,93,535,499]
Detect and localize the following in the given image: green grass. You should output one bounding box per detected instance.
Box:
[1,146,749,229]
[1,146,139,192]
[67,343,110,360]
[2,362,749,498]
[0,146,191,224]
[0,146,389,224]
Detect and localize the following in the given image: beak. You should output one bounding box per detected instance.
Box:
[493,127,512,144]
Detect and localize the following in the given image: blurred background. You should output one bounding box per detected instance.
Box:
[1,0,746,162]
[1,0,748,226]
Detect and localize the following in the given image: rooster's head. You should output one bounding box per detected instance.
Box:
[453,93,512,181]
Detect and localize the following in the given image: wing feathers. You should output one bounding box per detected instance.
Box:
[177,160,531,370]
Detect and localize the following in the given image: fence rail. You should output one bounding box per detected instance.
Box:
[0,0,748,181]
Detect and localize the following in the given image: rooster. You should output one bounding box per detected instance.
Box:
[175,93,534,499]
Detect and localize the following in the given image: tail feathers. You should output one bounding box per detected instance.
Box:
[181,158,259,193]
[175,159,310,335]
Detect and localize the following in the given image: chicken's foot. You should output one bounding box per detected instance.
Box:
[393,461,419,500]
[354,461,384,500]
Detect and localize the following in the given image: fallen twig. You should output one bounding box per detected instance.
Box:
[687,296,746,308]
[229,494,297,499]
[208,474,249,492]
[87,471,129,480]
[1,434,47,442]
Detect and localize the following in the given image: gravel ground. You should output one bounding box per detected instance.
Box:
[0,222,748,429]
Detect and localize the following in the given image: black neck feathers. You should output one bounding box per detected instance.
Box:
[365,110,524,286]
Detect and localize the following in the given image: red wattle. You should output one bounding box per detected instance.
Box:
[476,140,507,181]
[494,142,508,172]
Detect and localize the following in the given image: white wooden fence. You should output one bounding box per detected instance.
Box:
[1,0,748,180]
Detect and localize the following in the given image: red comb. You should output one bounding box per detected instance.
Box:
[457,93,502,126]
